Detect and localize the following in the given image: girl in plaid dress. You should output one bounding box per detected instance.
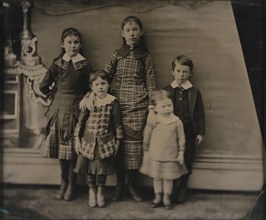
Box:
[74,70,122,207]
[80,16,156,201]
[39,28,92,201]
[140,90,187,209]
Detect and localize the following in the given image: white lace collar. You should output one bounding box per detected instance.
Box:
[62,53,86,63]
[95,94,116,107]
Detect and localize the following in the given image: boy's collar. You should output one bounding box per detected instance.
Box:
[171,80,193,90]
[62,53,86,63]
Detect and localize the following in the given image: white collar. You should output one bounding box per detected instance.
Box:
[95,94,116,107]
[157,113,179,124]
[170,80,193,90]
[62,53,86,63]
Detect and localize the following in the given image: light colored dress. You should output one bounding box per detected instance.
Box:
[140,114,188,179]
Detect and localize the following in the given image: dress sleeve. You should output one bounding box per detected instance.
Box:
[104,52,118,79]
[84,62,93,93]
[111,100,123,139]
[39,63,58,97]
[143,54,156,103]
[143,123,153,147]
[194,90,205,135]
[74,109,90,139]
[176,119,186,152]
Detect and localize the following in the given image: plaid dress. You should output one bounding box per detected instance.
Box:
[74,95,123,175]
[39,54,92,160]
[104,44,156,169]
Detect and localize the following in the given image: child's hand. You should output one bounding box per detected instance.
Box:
[195,134,203,146]
[177,151,184,165]
[79,98,88,112]
[79,92,95,112]
[114,139,120,157]
[142,142,149,151]
[74,137,82,155]
[146,109,157,127]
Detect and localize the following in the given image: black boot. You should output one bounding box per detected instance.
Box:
[56,160,68,200]
[112,168,126,201]
[56,178,68,200]
[126,170,142,202]
[176,174,189,204]
[64,160,76,201]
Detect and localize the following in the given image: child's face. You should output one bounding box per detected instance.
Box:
[61,34,81,57]
[155,98,173,117]
[121,21,143,47]
[171,62,192,85]
[91,77,109,99]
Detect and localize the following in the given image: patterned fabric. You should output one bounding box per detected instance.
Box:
[39,57,92,160]
[74,97,121,175]
[40,123,58,158]
[104,48,156,169]
[76,99,122,160]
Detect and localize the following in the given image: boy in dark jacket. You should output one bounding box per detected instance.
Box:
[164,55,205,203]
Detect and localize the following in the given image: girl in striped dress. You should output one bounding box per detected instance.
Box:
[140,90,187,209]
[80,16,156,201]
[39,27,92,201]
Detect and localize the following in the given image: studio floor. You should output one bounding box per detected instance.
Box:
[1,184,265,220]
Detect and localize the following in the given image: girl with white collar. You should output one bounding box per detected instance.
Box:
[39,27,92,201]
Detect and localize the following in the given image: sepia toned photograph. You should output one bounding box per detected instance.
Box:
[1,0,265,219]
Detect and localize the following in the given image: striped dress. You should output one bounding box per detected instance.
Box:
[104,44,156,169]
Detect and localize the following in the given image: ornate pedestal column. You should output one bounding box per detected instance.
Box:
[19,1,51,148]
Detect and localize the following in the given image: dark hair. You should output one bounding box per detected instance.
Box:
[59,27,82,57]
[150,90,172,106]
[89,70,112,86]
[121,15,145,46]
[171,55,194,72]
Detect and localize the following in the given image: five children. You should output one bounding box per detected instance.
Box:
[40,16,205,209]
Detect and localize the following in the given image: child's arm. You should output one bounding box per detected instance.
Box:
[143,55,156,95]
[146,105,158,127]
[39,63,57,98]
[74,110,89,155]
[104,52,118,79]
[142,123,153,151]
[79,92,95,112]
[176,120,186,165]
[194,89,205,144]
[111,100,123,157]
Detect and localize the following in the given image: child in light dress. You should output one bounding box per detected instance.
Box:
[140,90,187,209]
